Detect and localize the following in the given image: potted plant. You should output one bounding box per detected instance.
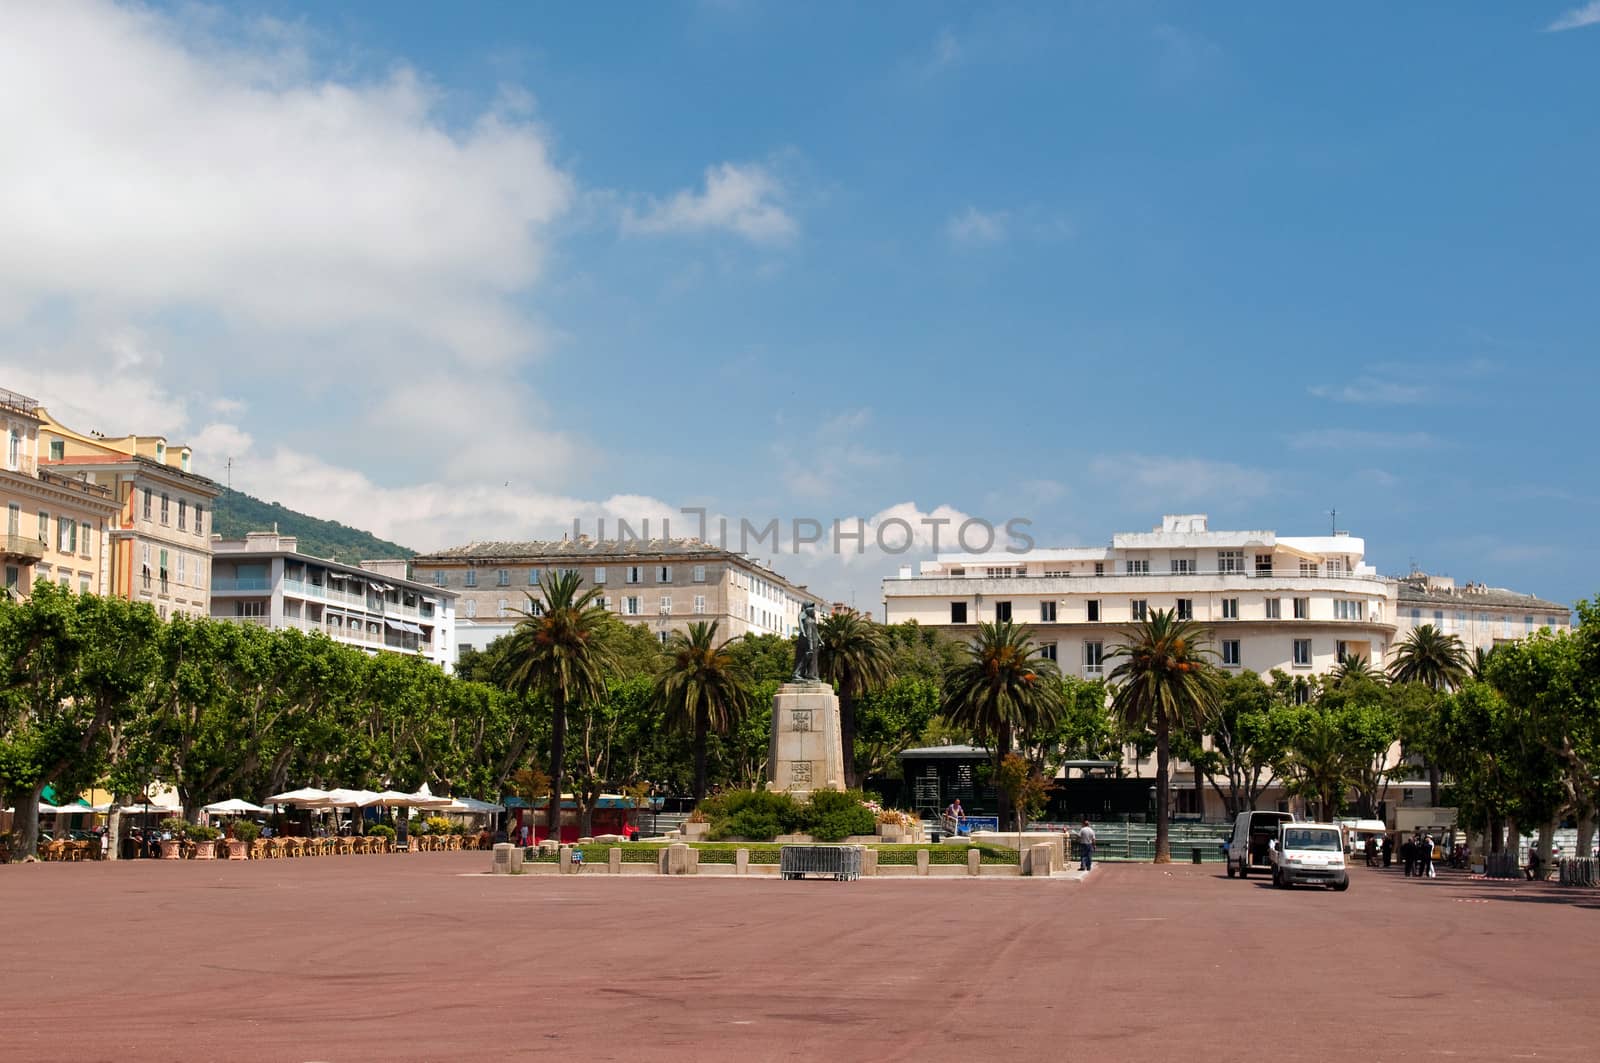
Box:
[187,822,222,859]
[368,824,396,852]
[875,809,910,842]
[158,818,187,860]
[228,820,261,860]
[683,808,710,840]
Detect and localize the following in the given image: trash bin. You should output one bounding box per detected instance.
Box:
[930,829,943,843]
[1191,847,1202,864]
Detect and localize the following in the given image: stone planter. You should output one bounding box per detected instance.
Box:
[226,839,249,861]
[159,840,183,860]
[682,821,710,839]
[192,840,216,860]
[876,823,905,842]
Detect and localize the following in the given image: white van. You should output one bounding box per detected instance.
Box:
[1227,810,1294,879]
[1270,822,1349,891]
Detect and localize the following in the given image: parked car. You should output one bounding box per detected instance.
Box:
[1270,822,1349,891]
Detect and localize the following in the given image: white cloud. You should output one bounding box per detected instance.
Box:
[0,0,581,490]
[1308,378,1429,405]
[623,162,797,245]
[1088,453,1272,505]
[774,408,894,500]
[1548,3,1600,31]
[1288,429,1438,450]
[945,207,1009,245]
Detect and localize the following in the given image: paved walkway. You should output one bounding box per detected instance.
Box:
[7,854,1598,1061]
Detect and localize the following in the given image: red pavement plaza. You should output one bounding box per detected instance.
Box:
[8,853,1599,1062]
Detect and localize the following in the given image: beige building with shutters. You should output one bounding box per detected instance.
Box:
[0,387,121,598]
[412,537,826,652]
[36,407,221,620]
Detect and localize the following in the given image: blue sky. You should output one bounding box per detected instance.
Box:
[1,2,1596,608]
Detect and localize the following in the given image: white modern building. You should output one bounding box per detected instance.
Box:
[883,514,1396,682]
[413,536,826,650]
[210,532,457,672]
[1393,572,1570,653]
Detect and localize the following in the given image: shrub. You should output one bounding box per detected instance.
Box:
[186,823,221,841]
[802,789,876,842]
[367,824,396,840]
[423,816,453,835]
[230,820,262,843]
[699,790,804,841]
[159,817,187,837]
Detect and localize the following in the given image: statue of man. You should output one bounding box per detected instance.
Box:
[792,602,821,682]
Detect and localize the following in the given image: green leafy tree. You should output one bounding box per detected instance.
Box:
[654,621,753,802]
[1106,609,1222,863]
[941,620,1064,823]
[994,752,1052,835]
[496,569,616,839]
[1174,670,1295,819]
[852,676,941,783]
[1316,675,1402,818]
[1278,707,1360,821]
[818,610,894,788]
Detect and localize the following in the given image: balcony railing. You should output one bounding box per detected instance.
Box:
[0,533,45,562]
[35,467,113,500]
[214,576,272,592]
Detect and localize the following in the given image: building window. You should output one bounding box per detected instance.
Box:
[1093,562,1105,577]
[1170,559,1194,575]
[195,505,204,536]
[4,566,17,592]
[492,569,507,586]
[176,553,185,586]
[497,599,509,618]
[1130,599,1148,622]
[1218,550,1244,574]
[58,517,76,554]
[1255,553,1273,575]
[1222,598,1238,620]
[1222,640,1241,666]
[1326,558,1346,576]
[1293,639,1312,667]
[37,510,48,543]
[1336,640,1349,663]
[236,600,265,618]
[5,503,16,536]
[464,570,477,588]
[1038,642,1058,662]
[48,439,65,461]
[659,594,672,615]
[1040,601,1057,622]
[1084,641,1104,675]
[694,595,706,614]
[1548,616,1560,628]
[951,602,967,624]
[1334,599,1365,621]
[159,549,168,593]
[177,500,187,531]
[1293,597,1309,620]
[657,566,672,583]
[142,489,152,520]
[1176,598,1192,620]
[433,571,446,587]
[1126,559,1149,575]
[693,564,706,583]
[994,601,1012,623]
[594,567,607,585]
[141,544,151,590]
[1299,560,1318,577]
[465,600,477,618]
[160,493,170,525]
[6,430,18,470]
[1086,599,1101,622]
[658,631,671,646]
[626,566,642,584]
[624,596,640,616]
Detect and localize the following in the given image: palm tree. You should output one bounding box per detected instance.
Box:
[1282,709,1359,822]
[1388,624,1469,805]
[941,621,1064,823]
[654,621,752,802]
[1106,609,1223,863]
[497,570,616,842]
[818,610,894,788]
[1330,653,1382,686]
[1468,645,1497,682]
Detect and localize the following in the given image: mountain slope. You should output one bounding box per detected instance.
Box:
[210,487,415,565]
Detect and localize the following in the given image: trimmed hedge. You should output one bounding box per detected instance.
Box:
[523,841,1015,867]
[698,789,877,842]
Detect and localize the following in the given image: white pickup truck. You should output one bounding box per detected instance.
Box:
[1270,822,1350,891]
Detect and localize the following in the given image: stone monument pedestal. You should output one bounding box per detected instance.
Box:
[766,682,846,797]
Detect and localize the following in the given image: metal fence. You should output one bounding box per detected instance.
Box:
[779,845,861,881]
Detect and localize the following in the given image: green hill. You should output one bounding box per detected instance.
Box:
[210,487,415,566]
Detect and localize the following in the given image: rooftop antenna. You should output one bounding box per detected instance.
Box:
[1329,508,1337,535]
[226,457,233,491]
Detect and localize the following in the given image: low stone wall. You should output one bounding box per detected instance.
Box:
[493,844,1040,879]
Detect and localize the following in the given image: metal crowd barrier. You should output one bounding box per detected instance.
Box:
[779,844,861,881]
[1558,858,1598,887]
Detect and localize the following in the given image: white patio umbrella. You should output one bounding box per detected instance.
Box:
[321,788,383,808]
[267,787,332,806]
[203,798,271,815]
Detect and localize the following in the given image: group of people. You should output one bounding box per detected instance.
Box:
[1400,830,1437,878]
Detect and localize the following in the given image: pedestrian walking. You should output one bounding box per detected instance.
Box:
[1401,834,1416,877]
[1421,832,1436,878]
[1077,819,1096,871]
[1381,833,1394,868]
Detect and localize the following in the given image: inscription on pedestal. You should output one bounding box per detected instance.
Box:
[790,708,813,731]
[791,761,813,784]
